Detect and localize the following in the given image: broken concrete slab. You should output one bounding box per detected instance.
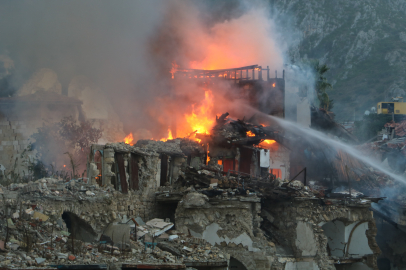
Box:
[146,218,170,229]
[33,211,49,221]
[35,257,46,264]
[139,218,174,237]
[157,242,182,256]
[134,216,145,226]
[102,223,131,244]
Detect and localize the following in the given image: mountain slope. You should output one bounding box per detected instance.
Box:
[274,0,406,120]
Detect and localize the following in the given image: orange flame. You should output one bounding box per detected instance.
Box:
[259,139,278,151]
[175,90,215,141]
[160,129,174,142]
[63,165,66,168]
[272,83,275,87]
[124,133,134,145]
[261,139,276,145]
[246,131,255,137]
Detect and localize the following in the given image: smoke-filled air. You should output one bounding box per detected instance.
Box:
[1,1,406,268]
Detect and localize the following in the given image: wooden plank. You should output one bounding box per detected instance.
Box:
[115,153,128,194]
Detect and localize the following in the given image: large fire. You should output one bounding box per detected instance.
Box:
[123,89,215,144]
[182,90,214,136]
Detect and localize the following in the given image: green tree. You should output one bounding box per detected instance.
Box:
[312,60,333,111]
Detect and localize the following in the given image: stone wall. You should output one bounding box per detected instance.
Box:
[0,116,33,178]
[1,188,158,235]
[175,192,274,270]
[375,214,406,269]
[261,198,380,270]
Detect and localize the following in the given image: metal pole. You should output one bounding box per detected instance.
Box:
[275,70,277,78]
[304,168,307,186]
[252,69,255,80]
[345,165,351,199]
[258,66,262,80]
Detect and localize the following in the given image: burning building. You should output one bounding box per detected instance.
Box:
[78,65,386,269]
[0,60,393,270]
[0,1,404,269]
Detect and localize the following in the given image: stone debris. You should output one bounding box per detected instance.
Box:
[0,179,227,268]
[0,114,392,270]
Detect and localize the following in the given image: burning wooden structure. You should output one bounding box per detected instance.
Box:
[174,65,285,118]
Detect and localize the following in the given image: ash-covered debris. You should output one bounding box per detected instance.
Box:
[0,179,227,268]
[208,113,280,145]
[1,177,111,201]
[135,139,184,156]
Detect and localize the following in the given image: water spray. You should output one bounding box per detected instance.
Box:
[248,106,406,185]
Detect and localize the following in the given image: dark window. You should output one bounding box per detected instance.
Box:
[160,154,168,186]
[115,153,128,193]
[382,103,395,113]
[239,148,253,174]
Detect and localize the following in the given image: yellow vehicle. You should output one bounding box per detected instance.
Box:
[377,97,406,117]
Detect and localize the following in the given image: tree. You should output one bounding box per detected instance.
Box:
[31,116,102,178]
[311,60,333,111]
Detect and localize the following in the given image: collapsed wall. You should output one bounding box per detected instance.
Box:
[174,192,272,270]
[173,191,381,270]
[262,198,380,270]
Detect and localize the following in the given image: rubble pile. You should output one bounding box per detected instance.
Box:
[0,219,226,268]
[0,177,228,269]
[385,120,406,137]
[180,165,324,200]
[2,177,113,200]
[208,114,279,145]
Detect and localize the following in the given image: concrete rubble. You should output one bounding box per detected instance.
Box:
[0,176,228,269]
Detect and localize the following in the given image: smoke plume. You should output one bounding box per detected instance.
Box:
[0,0,293,141]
